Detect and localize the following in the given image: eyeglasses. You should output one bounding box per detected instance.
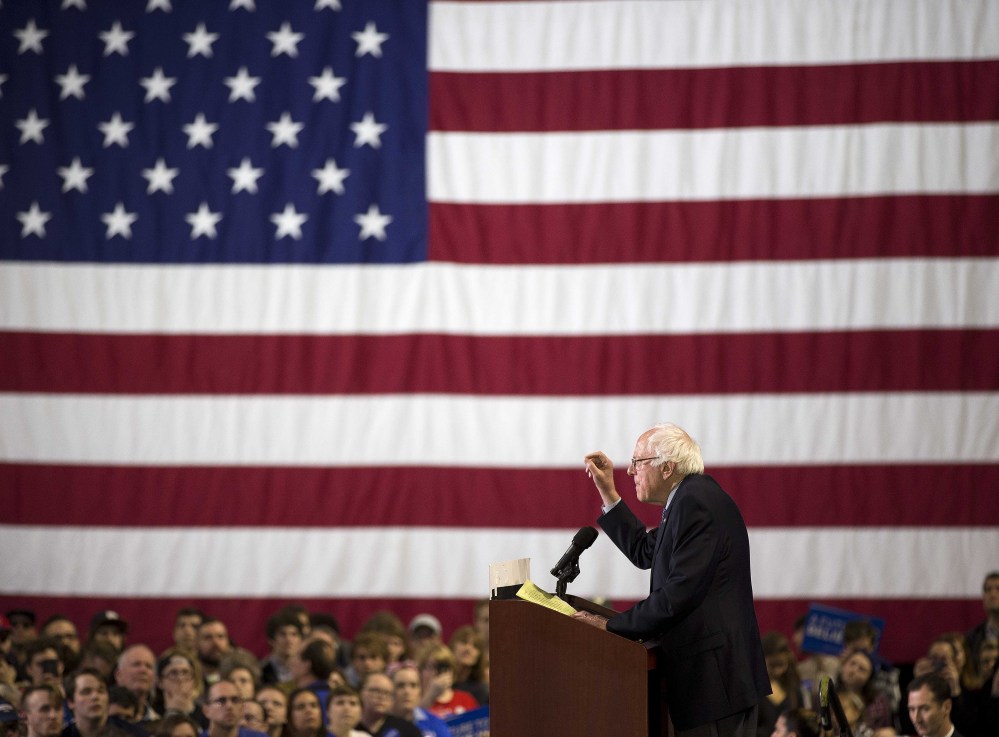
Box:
[211,696,243,706]
[162,669,194,681]
[630,456,658,468]
[362,688,393,698]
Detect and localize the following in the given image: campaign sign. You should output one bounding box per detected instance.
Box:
[444,706,489,737]
[801,602,884,656]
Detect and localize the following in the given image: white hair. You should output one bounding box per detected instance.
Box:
[643,423,704,477]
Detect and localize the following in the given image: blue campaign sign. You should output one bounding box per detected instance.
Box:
[444,706,489,737]
[801,602,885,656]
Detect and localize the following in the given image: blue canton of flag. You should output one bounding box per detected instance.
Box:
[0,0,427,264]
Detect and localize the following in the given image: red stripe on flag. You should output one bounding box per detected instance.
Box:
[428,195,999,264]
[430,61,999,131]
[2,330,997,395]
[2,463,996,528]
[0,593,980,664]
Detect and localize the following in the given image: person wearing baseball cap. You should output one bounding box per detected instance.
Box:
[0,697,19,737]
[87,612,128,654]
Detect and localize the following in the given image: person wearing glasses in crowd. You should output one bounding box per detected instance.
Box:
[156,651,205,727]
[200,680,265,737]
[358,673,421,737]
[573,423,770,737]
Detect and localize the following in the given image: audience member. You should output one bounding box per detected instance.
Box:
[345,635,387,690]
[218,663,257,703]
[770,708,820,737]
[87,613,127,656]
[835,650,894,733]
[170,610,204,660]
[471,601,488,652]
[155,651,204,726]
[447,627,487,707]
[23,639,64,689]
[416,646,477,720]
[908,673,962,737]
[253,687,286,737]
[0,698,19,737]
[965,572,999,664]
[78,641,118,686]
[309,614,346,670]
[406,617,441,663]
[289,640,334,725]
[757,632,804,737]
[41,617,81,673]
[107,688,139,723]
[63,668,110,737]
[324,685,365,737]
[389,662,452,737]
[239,701,266,735]
[283,690,324,737]
[358,613,407,665]
[21,685,63,737]
[200,680,264,737]
[357,673,420,737]
[975,638,997,682]
[196,621,232,689]
[792,615,839,696]
[259,609,303,686]
[114,646,158,722]
[155,714,200,737]
[912,636,981,736]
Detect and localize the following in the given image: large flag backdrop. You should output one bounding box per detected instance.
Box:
[1,0,998,663]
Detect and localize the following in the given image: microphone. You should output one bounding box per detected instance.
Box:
[818,677,831,732]
[550,526,599,578]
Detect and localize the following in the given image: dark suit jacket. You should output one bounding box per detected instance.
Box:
[599,473,770,731]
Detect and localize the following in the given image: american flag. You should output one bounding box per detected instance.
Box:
[1,0,997,663]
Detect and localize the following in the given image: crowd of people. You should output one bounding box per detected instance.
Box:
[0,570,996,737]
[757,572,999,737]
[0,602,490,737]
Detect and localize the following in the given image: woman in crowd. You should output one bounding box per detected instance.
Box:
[835,650,894,734]
[241,700,268,735]
[255,685,288,737]
[757,632,804,737]
[283,689,326,737]
[154,714,200,737]
[326,684,367,737]
[155,650,205,727]
[417,645,478,720]
[448,626,488,706]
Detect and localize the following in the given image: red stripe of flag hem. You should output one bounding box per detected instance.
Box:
[2,464,996,528]
[428,196,999,264]
[3,330,997,395]
[0,594,979,664]
[429,60,999,132]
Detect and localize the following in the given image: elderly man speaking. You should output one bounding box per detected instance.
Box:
[573,423,770,737]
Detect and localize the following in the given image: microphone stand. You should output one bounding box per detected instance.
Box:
[818,677,854,737]
[551,560,581,601]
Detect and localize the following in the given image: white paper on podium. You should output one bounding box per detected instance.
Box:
[489,557,530,597]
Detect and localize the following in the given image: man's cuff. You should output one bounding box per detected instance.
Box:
[601,498,622,514]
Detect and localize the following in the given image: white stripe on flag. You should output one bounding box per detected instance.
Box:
[1,525,994,599]
[429,0,999,71]
[3,259,997,334]
[427,125,999,204]
[2,392,997,466]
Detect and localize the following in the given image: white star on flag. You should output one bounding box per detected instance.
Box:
[315,0,342,10]
[350,111,387,148]
[142,158,179,194]
[230,0,255,10]
[14,19,49,55]
[17,202,52,238]
[101,202,138,239]
[352,21,388,58]
[57,158,94,193]
[140,67,177,103]
[55,65,90,100]
[146,0,171,11]
[99,21,134,56]
[354,203,392,241]
[311,158,350,195]
[185,203,223,239]
[184,23,219,58]
[266,112,304,148]
[309,67,346,102]
[270,204,308,240]
[16,109,49,145]
[62,0,87,9]
[267,22,304,57]
[183,113,219,149]
[227,158,264,194]
[98,112,134,148]
[224,67,261,102]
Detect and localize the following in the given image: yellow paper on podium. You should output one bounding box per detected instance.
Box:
[515,579,577,616]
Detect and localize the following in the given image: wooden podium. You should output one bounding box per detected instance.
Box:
[490,596,666,737]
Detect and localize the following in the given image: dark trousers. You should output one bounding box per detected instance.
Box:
[671,705,758,737]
